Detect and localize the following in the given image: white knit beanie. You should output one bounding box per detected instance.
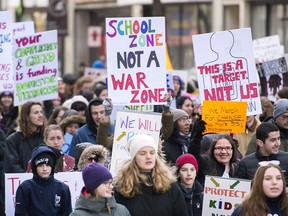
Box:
[128,134,158,159]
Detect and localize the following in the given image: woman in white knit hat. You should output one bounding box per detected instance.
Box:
[114,134,188,216]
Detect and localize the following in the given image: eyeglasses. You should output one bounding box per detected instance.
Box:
[281,115,288,121]
[178,118,192,124]
[102,179,113,187]
[87,157,98,162]
[214,146,233,152]
[258,160,280,167]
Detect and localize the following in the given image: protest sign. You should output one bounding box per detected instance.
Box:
[202,175,251,215]
[12,21,35,37]
[192,28,262,115]
[202,100,247,133]
[13,30,58,106]
[106,17,166,106]
[5,172,84,215]
[0,11,13,91]
[84,67,107,79]
[110,110,161,176]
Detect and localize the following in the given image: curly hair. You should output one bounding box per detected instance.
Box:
[19,102,47,138]
[114,155,176,198]
[239,164,288,216]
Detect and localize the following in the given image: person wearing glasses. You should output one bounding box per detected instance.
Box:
[70,162,130,216]
[231,163,288,216]
[235,122,288,184]
[114,134,189,216]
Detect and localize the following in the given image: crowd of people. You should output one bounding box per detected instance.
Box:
[0,71,288,216]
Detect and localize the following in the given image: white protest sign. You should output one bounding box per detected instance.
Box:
[87,26,102,48]
[192,28,262,115]
[110,110,161,176]
[5,172,84,216]
[13,30,58,106]
[106,17,166,106]
[12,21,35,37]
[202,175,251,215]
[84,67,107,78]
[0,11,14,91]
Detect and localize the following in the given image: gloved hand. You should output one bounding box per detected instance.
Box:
[103,98,113,116]
[163,93,172,112]
[192,119,206,139]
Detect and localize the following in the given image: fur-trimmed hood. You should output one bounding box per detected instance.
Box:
[59,115,86,132]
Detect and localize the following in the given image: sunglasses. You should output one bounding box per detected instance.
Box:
[258,160,280,167]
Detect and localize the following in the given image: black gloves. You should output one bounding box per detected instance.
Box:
[192,119,206,139]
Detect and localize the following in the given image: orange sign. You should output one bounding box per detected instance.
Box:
[202,100,247,133]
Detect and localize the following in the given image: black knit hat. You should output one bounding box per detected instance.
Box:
[34,152,55,168]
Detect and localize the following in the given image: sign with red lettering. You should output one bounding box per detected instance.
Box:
[202,175,251,215]
[87,26,102,48]
[0,11,13,91]
[192,28,262,115]
[13,30,58,106]
[106,17,166,105]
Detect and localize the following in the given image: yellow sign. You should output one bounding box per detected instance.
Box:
[202,100,247,133]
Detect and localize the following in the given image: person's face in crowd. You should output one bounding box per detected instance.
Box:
[66,123,80,135]
[1,95,13,108]
[58,80,66,94]
[78,109,86,117]
[275,113,288,130]
[213,138,233,165]
[263,167,283,198]
[246,115,255,128]
[95,179,113,199]
[181,99,193,117]
[99,89,108,100]
[81,82,92,94]
[55,109,65,124]
[173,80,180,95]
[177,117,191,135]
[36,164,52,179]
[258,131,280,156]
[191,107,200,123]
[179,163,196,188]
[135,146,157,172]
[91,104,105,126]
[29,105,44,129]
[45,129,65,150]
[52,97,61,109]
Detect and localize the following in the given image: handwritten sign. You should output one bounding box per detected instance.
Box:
[106,17,166,105]
[12,21,35,37]
[202,175,251,215]
[0,11,13,91]
[202,100,247,133]
[5,172,84,216]
[84,67,107,79]
[110,110,161,176]
[192,28,262,115]
[13,30,58,106]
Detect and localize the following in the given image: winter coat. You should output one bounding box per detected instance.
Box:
[5,131,44,173]
[177,181,203,216]
[114,182,189,216]
[15,146,72,216]
[70,188,130,216]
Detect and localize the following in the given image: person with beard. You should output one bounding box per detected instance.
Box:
[68,98,114,157]
[5,102,46,173]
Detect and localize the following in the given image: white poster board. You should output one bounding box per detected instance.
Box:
[202,175,251,215]
[106,17,166,106]
[13,30,58,106]
[87,26,102,48]
[12,21,35,37]
[0,11,14,91]
[192,28,262,115]
[84,67,107,78]
[110,110,161,176]
[5,172,84,216]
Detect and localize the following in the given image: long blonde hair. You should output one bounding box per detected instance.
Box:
[114,155,176,198]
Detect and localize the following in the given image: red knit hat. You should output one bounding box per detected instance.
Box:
[176,153,198,173]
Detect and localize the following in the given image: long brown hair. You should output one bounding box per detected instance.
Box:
[19,102,47,138]
[240,164,288,216]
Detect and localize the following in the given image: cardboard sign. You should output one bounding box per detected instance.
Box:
[106,17,166,105]
[192,28,262,115]
[13,30,58,106]
[202,100,247,133]
[12,21,35,37]
[202,175,251,215]
[0,11,13,91]
[5,172,84,215]
[110,110,161,176]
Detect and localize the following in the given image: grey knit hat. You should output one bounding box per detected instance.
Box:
[273,99,288,120]
[172,109,189,122]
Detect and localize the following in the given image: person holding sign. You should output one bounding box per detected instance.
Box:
[15,145,72,216]
[175,153,203,216]
[231,163,288,216]
[70,162,130,216]
[114,134,189,216]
